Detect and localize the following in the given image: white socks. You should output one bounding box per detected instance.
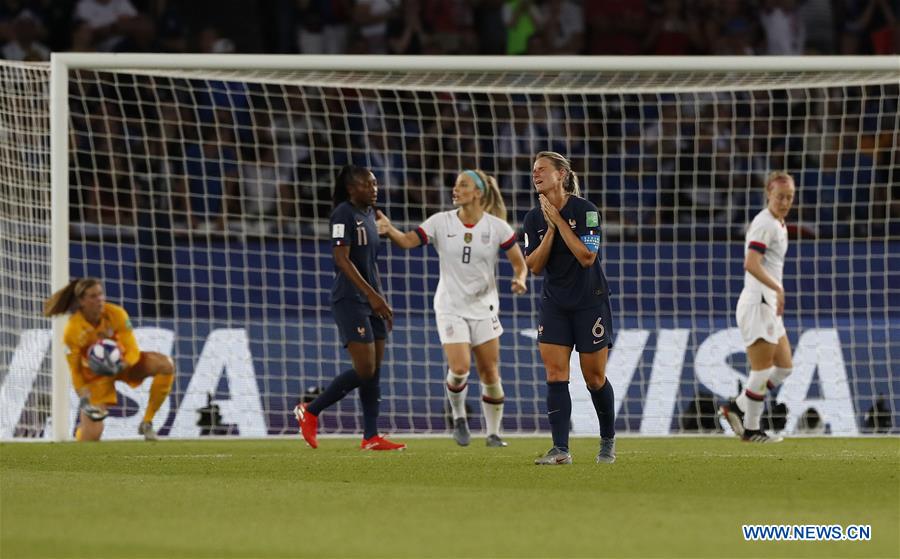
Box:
[446,370,505,435]
[735,366,791,413]
[480,381,505,437]
[769,366,792,388]
[446,370,469,420]
[743,367,774,431]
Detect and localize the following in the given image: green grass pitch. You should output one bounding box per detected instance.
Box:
[2,437,897,558]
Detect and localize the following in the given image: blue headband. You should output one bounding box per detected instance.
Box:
[463,170,485,192]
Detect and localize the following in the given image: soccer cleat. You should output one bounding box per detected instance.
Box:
[360,435,406,451]
[485,434,508,448]
[534,446,572,465]
[452,417,471,446]
[742,429,783,443]
[293,403,318,449]
[595,437,616,463]
[138,421,157,441]
[718,399,745,437]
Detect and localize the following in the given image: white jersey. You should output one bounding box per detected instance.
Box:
[417,210,517,319]
[742,208,788,305]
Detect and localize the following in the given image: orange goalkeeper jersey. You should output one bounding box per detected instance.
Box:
[63,302,140,391]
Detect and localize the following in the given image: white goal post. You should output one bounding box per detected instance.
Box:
[1,54,897,441]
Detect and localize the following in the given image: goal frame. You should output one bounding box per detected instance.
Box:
[47,53,900,441]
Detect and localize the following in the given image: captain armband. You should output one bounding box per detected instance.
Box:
[581,234,600,253]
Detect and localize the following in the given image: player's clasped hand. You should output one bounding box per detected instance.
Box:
[79,397,108,421]
[539,194,561,229]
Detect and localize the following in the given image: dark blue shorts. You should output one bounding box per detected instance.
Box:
[537,297,614,353]
[332,299,387,347]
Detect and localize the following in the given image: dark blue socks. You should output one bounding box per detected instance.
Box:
[547,381,571,451]
[589,379,616,439]
[307,368,360,416]
[307,367,381,439]
[358,368,381,439]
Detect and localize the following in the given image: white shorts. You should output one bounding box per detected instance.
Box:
[435,313,503,347]
[736,292,786,347]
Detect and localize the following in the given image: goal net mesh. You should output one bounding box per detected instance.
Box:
[1,59,897,439]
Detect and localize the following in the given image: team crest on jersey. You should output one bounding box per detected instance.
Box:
[357,326,366,337]
[568,218,577,229]
[481,232,490,244]
[464,232,472,243]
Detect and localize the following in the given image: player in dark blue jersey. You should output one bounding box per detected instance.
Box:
[293,165,405,451]
[522,151,616,465]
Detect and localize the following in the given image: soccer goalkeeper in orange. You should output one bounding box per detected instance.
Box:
[44,277,174,441]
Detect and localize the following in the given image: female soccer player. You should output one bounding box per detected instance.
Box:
[293,165,405,451]
[718,171,796,443]
[522,151,617,465]
[376,169,528,447]
[43,278,174,441]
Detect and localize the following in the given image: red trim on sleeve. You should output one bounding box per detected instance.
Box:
[500,233,517,251]
[415,227,429,245]
[748,241,767,254]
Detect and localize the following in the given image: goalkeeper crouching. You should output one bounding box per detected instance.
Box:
[43,277,175,441]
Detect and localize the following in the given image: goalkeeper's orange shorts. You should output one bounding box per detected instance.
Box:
[85,365,146,406]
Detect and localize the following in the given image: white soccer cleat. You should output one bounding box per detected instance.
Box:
[138,421,158,441]
[534,447,572,465]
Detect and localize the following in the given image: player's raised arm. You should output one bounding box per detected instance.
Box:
[375,210,422,249]
[522,209,554,276]
[540,193,597,268]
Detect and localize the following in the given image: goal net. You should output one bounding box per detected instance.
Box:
[1,55,897,441]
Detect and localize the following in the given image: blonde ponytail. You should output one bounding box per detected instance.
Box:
[43,277,101,316]
[475,170,507,222]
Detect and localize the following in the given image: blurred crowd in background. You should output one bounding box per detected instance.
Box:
[1,0,898,243]
[2,0,898,61]
[64,79,898,242]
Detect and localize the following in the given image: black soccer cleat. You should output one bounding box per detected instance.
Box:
[741,429,783,443]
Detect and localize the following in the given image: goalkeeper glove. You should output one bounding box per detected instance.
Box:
[88,359,124,377]
[79,397,108,421]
